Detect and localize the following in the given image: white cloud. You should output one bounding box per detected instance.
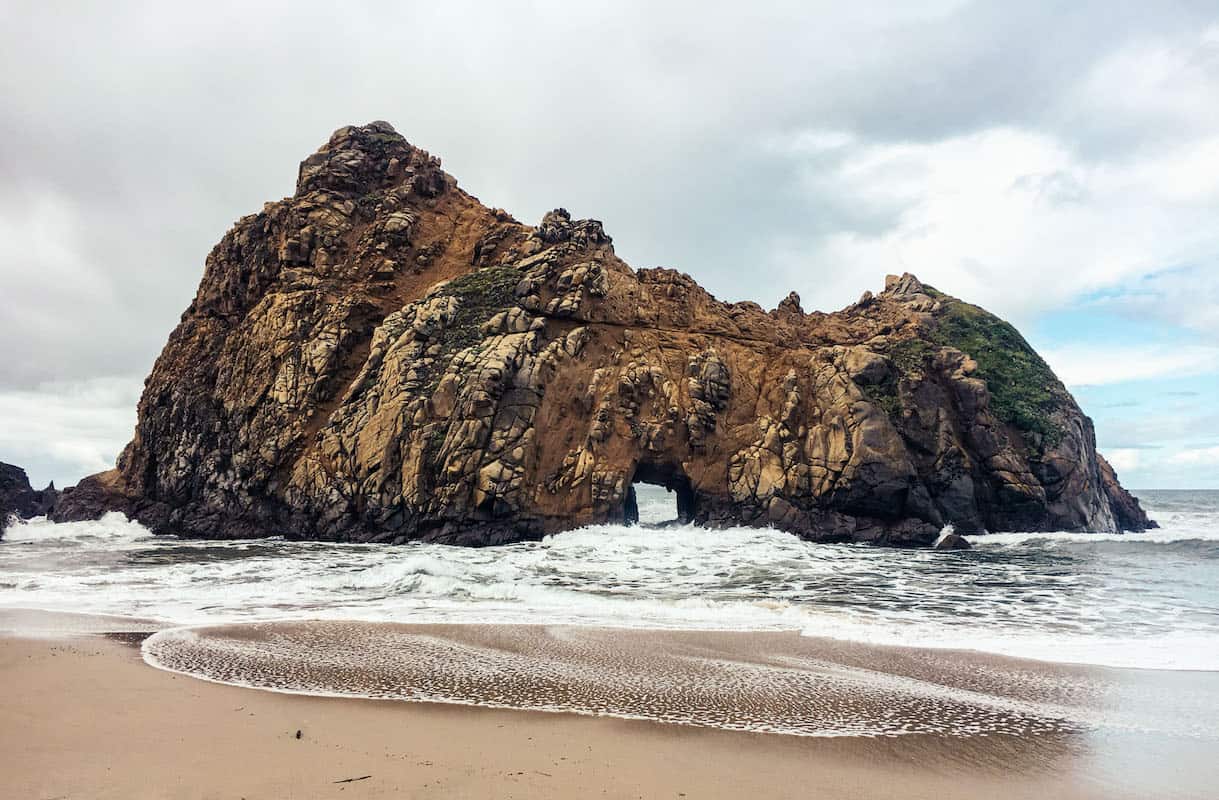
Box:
[1041,344,1219,387]
[1063,27,1219,153]
[765,124,1219,322]
[1089,266,1219,341]
[762,129,857,156]
[758,23,1219,323]
[1104,448,1142,473]
[1168,446,1219,467]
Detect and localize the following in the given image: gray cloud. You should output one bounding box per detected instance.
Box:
[2,0,1218,485]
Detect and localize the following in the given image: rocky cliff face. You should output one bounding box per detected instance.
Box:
[55,121,1154,545]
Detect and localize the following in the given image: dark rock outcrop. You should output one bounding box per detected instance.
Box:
[1,462,60,533]
[54,122,1154,545]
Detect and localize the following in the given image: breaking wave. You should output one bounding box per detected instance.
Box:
[2,489,1217,671]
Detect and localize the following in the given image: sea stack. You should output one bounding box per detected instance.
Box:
[54,121,1153,545]
[0,462,60,533]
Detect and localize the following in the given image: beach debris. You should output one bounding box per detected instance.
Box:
[295,729,302,739]
[333,775,372,784]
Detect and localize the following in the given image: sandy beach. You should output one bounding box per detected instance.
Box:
[2,612,1215,799]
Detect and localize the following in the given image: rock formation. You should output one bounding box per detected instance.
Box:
[54,122,1154,546]
[1,462,60,533]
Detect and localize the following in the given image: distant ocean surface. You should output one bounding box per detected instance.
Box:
[2,488,1217,671]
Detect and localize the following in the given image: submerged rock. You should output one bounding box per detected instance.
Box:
[54,122,1154,546]
[932,531,972,551]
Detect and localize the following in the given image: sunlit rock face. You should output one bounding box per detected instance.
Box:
[54,122,1153,546]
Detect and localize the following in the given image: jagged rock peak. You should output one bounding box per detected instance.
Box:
[882,272,929,298]
[537,207,611,247]
[54,122,1154,546]
[296,121,442,198]
[776,291,804,316]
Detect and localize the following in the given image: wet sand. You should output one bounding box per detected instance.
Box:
[1,612,1215,799]
[145,621,1108,738]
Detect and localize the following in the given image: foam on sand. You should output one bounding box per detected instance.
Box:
[142,621,1219,741]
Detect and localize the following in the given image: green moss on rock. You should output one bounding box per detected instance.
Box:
[412,266,522,395]
[930,299,1065,446]
[861,381,902,419]
[433,266,521,351]
[887,338,935,375]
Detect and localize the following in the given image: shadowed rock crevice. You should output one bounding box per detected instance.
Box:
[52,121,1154,546]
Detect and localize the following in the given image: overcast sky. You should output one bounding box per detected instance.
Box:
[2,0,1218,489]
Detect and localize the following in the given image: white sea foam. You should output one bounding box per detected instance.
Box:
[139,621,1219,741]
[1,511,151,543]
[1,489,1217,671]
[140,622,1092,738]
[977,528,1219,546]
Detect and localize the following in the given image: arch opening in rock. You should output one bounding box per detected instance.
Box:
[623,462,696,527]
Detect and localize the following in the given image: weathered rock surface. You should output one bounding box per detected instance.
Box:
[55,122,1154,546]
[0,462,60,533]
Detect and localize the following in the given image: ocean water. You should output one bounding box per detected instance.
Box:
[2,488,1217,671]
